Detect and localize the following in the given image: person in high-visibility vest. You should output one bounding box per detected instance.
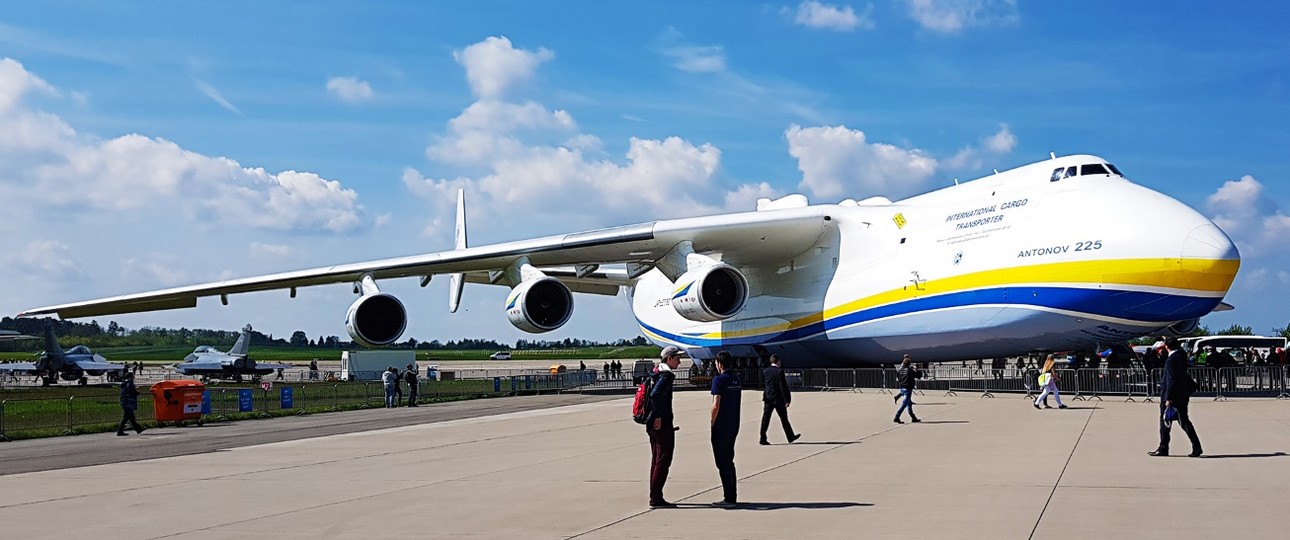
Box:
[1033,355,1067,409]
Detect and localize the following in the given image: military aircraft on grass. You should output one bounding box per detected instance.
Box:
[19,154,1241,367]
[173,324,291,382]
[0,325,126,385]
[0,330,37,342]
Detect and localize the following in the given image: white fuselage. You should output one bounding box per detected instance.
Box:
[630,155,1240,367]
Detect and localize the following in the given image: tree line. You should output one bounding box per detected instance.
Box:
[0,317,648,353]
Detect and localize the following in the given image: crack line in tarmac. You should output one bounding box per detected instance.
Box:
[1028,405,1095,540]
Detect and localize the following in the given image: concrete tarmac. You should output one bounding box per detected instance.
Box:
[1,390,1287,539]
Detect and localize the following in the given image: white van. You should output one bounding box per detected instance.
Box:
[489,351,512,360]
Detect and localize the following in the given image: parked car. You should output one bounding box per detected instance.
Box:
[489,351,512,360]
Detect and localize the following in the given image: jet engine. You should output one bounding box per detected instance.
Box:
[506,277,574,333]
[1161,318,1200,337]
[671,263,748,322]
[345,292,408,347]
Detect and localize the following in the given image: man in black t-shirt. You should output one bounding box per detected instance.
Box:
[709,351,742,508]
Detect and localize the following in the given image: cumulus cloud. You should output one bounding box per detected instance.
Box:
[1206,175,1288,256]
[787,1,875,31]
[906,0,1019,34]
[0,57,365,233]
[453,36,554,99]
[785,124,938,199]
[0,57,56,114]
[326,76,374,103]
[943,123,1016,170]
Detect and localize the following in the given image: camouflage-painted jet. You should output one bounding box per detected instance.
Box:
[0,326,126,385]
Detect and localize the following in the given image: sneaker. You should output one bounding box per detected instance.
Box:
[649,500,676,508]
[788,433,801,443]
[1033,403,1040,410]
[1058,405,1068,409]
[712,500,737,508]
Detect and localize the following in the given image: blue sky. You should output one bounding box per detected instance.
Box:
[1,1,1288,343]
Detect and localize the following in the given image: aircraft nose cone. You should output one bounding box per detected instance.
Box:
[1182,223,1239,261]
[1176,222,1240,295]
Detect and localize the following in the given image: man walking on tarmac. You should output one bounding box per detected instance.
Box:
[117,371,146,436]
[760,354,801,445]
[894,354,922,424]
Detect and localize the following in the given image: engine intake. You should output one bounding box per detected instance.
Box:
[506,277,574,333]
[671,263,748,322]
[345,292,407,347]
[1162,318,1200,337]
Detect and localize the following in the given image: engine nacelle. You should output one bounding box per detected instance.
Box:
[345,292,407,347]
[1161,318,1201,337]
[671,263,748,322]
[506,277,574,333]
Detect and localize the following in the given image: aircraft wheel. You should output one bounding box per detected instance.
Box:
[78,377,88,386]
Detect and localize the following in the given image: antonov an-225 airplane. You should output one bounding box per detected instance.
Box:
[19,155,1240,367]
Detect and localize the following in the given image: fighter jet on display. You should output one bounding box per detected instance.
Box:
[20,155,1242,367]
[173,324,290,382]
[0,326,126,385]
[0,330,36,341]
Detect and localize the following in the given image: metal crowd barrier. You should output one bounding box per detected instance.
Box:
[788,366,1290,402]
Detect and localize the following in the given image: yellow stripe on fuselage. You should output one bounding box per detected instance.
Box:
[695,258,1239,340]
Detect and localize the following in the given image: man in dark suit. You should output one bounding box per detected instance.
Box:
[759,354,800,445]
[1149,337,1202,457]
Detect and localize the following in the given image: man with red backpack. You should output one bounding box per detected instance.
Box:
[646,346,682,508]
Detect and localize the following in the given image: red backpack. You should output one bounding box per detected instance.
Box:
[631,371,656,424]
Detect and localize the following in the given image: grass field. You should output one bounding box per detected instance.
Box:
[0,374,597,440]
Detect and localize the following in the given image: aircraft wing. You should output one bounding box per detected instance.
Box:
[0,362,37,374]
[19,206,831,319]
[71,356,126,372]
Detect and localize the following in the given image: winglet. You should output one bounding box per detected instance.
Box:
[449,188,467,313]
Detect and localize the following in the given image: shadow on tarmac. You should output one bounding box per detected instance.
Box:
[1200,452,1287,459]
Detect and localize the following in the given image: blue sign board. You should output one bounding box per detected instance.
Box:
[280,387,294,409]
[493,377,501,392]
[238,389,254,412]
[201,391,211,415]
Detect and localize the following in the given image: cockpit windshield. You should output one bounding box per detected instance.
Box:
[1050,163,1122,182]
[66,345,91,355]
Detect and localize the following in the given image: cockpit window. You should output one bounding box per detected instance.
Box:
[1064,166,1077,178]
[66,345,90,355]
[1050,167,1064,182]
[1106,163,1122,176]
[1081,163,1110,176]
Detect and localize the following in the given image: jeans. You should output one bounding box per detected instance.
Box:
[384,385,396,408]
[895,388,917,420]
